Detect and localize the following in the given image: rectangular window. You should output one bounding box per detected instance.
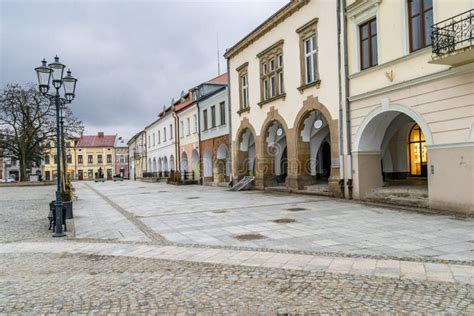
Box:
[45,154,50,164]
[78,155,83,164]
[163,128,166,142]
[153,133,156,146]
[88,155,93,164]
[270,75,276,98]
[186,118,190,136]
[262,63,267,75]
[279,72,284,94]
[148,136,151,148]
[359,18,378,70]
[180,120,184,137]
[220,102,226,125]
[193,114,198,132]
[408,0,433,52]
[98,154,103,164]
[304,35,318,83]
[107,154,112,163]
[211,106,216,128]
[278,54,283,67]
[203,109,208,130]
[270,59,275,71]
[263,79,269,100]
[158,131,161,144]
[67,154,72,164]
[240,74,249,109]
[170,124,173,139]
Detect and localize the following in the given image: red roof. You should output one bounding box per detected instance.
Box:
[77,134,116,147]
[207,73,228,85]
[174,99,195,113]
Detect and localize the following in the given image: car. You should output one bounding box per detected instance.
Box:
[0,178,16,183]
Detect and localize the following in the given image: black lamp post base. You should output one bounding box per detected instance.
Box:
[52,232,66,237]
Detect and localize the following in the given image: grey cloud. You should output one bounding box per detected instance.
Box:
[1,0,287,138]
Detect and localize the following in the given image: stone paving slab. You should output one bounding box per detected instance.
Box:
[73,182,149,242]
[1,241,472,285]
[83,181,474,261]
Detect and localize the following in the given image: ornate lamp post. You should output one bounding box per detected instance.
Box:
[35,56,77,237]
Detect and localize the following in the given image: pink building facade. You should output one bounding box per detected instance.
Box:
[114,137,129,178]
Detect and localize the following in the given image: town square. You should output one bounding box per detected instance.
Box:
[1,0,474,314]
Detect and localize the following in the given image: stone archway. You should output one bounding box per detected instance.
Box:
[152,158,157,173]
[258,107,290,188]
[352,104,433,206]
[191,149,200,181]
[158,158,163,173]
[169,155,174,171]
[214,144,230,183]
[203,149,213,182]
[180,152,188,173]
[233,118,257,181]
[163,157,169,174]
[291,96,340,195]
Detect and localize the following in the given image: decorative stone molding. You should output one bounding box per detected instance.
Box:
[346,0,382,22]
[297,18,320,89]
[224,0,310,59]
[259,107,290,138]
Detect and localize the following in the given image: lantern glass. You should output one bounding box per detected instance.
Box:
[34,59,52,92]
[63,69,77,97]
[48,55,65,87]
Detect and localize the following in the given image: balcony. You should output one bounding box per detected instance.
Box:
[431,9,474,66]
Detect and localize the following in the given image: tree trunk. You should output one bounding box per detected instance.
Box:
[20,155,28,182]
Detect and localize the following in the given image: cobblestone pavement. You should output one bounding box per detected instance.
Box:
[0,185,54,243]
[1,253,473,314]
[1,183,474,314]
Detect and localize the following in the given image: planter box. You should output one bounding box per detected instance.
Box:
[63,201,73,219]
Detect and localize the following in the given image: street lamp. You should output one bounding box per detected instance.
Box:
[35,55,77,237]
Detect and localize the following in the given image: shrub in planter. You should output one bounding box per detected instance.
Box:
[61,174,75,219]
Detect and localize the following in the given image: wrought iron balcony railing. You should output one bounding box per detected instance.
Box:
[432,9,474,57]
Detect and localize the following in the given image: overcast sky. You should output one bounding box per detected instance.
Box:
[0,0,287,140]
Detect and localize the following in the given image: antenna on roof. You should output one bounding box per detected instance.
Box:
[216,32,220,76]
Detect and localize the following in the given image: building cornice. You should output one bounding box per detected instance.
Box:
[224,0,310,59]
[349,63,474,102]
[426,142,474,150]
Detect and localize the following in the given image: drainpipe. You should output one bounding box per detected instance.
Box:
[172,109,180,172]
[336,0,345,198]
[342,0,353,199]
[226,59,233,185]
[196,100,202,184]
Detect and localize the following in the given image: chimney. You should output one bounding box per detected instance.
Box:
[98,132,104,137]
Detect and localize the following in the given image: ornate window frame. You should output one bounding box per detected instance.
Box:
[297,18,320,92]
[236,62,250,114]
[257,40,285,106]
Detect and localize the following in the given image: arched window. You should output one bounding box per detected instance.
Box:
[408,124,427,176]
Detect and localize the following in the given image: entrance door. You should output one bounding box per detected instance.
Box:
[321,141,331,179]
[45,171,51,181]
[278,147,288,183]
[107,169,112,180]
[409,124,428,177]
[78,170,83,180]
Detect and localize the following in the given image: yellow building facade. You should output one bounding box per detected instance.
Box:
[43,139,78,181]
[75,133,117,180]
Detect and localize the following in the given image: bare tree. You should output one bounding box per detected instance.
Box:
[0,84,84,181]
